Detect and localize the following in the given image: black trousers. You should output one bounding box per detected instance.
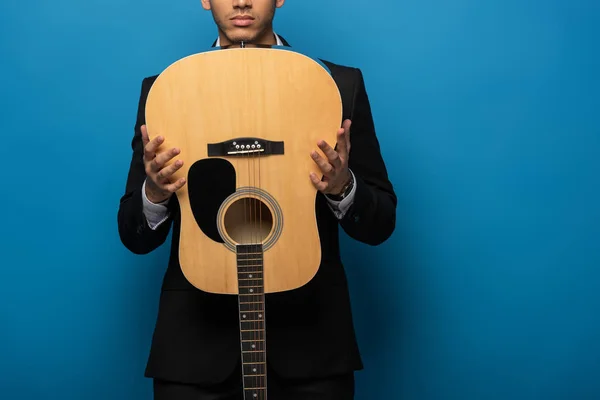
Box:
[153,363,355,400]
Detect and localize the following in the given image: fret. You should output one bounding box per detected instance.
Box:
[239,302,264,312]
[244,375,267,388]
[237,247,263,256]
[238,278,264,285]
[239,317,262,324]
[240,310,264,323]
[236,268,263,274]
[240,316,265,322]
[236,263,263,270]
[240,321,264,331]
[238,278,263,283]
[242,350,266,363]
[238,276,263,282]
[240,330,265,341]
[237,270,263,275]
[237,277,264,284]
[236,260,263,265]
[238,294,264,302]
[236,266,263,272]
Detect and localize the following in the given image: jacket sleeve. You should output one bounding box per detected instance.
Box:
[117,77,174,254]
[339,69,397,245]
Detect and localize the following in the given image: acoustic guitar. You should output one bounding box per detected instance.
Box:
[144,43,342,399]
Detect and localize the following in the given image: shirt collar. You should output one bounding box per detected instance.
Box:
[215,33,283,47]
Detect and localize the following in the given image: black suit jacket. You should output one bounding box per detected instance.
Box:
[117,36,397,386]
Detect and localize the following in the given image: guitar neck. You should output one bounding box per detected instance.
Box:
[237,244,267,400]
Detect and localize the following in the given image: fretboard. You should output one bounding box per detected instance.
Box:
[237,244,267,400]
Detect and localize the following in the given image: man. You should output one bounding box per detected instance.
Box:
[117,0,397,398]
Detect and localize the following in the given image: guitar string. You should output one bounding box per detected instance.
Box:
[255,146,264,399]
[255,147,263,399]
[257,144,265,399]
[252,143,265,399]
[253,145,263,399]
[242,149,248,398]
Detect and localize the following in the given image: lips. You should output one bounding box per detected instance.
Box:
[231,15,255,27]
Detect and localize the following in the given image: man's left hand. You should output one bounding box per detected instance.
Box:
[310,119,352,195]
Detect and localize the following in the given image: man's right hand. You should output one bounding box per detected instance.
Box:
[141,124,186,204]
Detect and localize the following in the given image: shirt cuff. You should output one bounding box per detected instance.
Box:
[141,179,171,230]
[325,169,357,220]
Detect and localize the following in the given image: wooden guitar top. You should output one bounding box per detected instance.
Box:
[145,46,342,294]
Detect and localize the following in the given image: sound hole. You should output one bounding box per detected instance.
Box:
[223,197,274,244]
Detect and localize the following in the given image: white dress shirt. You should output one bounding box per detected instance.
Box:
[141,33,356,230]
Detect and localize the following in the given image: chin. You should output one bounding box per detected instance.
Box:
[224,27,264,44]
[227,34,257,44]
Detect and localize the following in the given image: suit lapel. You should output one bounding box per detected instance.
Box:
[278,35,290,46]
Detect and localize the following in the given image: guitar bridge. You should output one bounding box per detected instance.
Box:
[207,138,284,157]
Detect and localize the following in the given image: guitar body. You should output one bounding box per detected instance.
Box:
[145,46,342,295]
[144,45,342,399]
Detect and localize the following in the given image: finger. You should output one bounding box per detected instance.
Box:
[156,159,184,182]
[309,173,328,192]
[145,135,165,162]
[317,140,342,169]
[152,147,181,172]
[163,178,187,193]
[311,150,334,175]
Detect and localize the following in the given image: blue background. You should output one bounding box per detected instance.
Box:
[1,0,599,398]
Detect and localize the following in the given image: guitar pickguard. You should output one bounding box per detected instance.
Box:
[187,158,236,243]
